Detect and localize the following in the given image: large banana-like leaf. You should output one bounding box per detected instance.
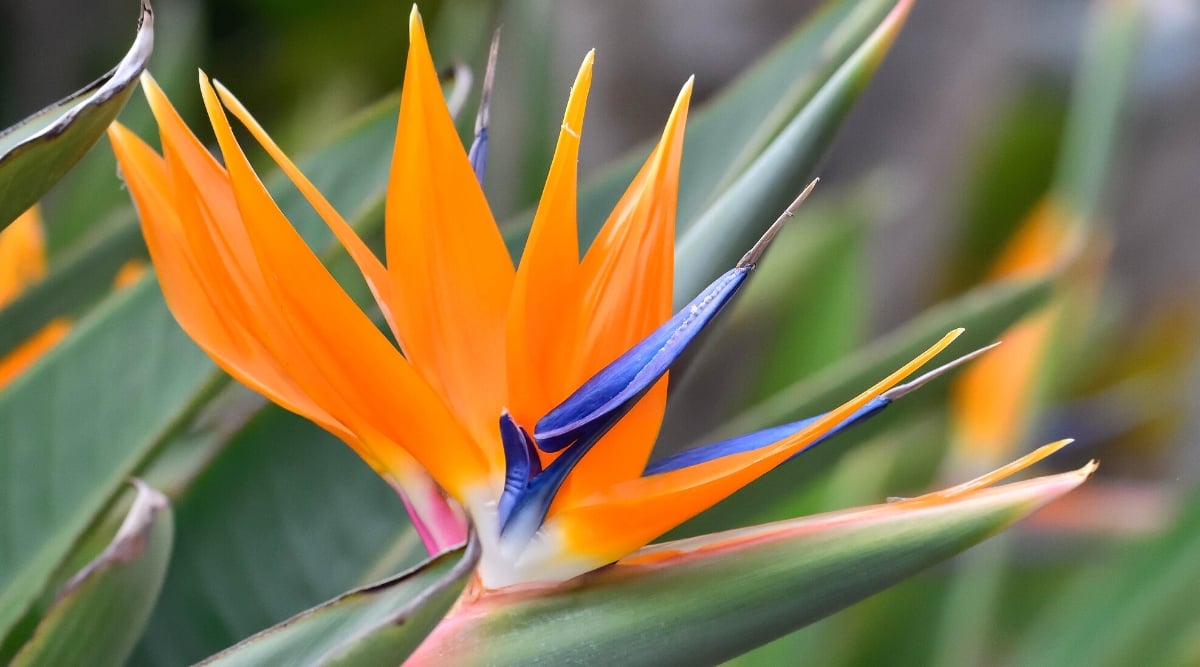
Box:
[9,481,172,667]
[131,407,420,666]
[409,468,1091,666]
[0,282,210,640]
[200,536,479,667]
[0,0,153,230]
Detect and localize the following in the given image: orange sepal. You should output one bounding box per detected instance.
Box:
[548,330,964,565]
[551,80,693,507]
[194,72,490,497]
[385,8,515,469]
[506,51,593,427]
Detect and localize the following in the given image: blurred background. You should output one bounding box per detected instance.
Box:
[2,0,1198,664]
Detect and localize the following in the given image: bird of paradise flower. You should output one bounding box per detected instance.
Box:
[107,6,1088,590]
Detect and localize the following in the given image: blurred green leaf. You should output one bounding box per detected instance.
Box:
[411,470,1088,666]
[10,481,172,667]
[1052,0,1142,225]
[746,201,869,401]
[1013,492,1200,667]
[132,407,421,666]
[200,536,478,667]
[943,91,1066,291]
[0,0,153,230]
[717,277,1052,441]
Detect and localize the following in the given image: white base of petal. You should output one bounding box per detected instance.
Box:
[464,491,602,589]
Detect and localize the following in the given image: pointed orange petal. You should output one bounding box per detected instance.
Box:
[212,80,402,344]
[197,72,491,497]
[544,330,964,565]
[386,8,515,468]
[0,206,47,307]
[899,439,1086,507]
[552,80,693,506]
[506,51,593,426]
[110,121,352,443]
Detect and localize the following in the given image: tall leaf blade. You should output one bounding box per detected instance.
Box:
[672,0,912,304]
[1013,492,1200,667]
[0,282,210,639]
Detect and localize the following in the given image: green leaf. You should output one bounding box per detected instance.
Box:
[410,470,1090,666]
[10,481,173,667]
[200,536,479,667]
[671,276,1052,538]
[1012,492,1200,667]
[1052,0,1143,225]
[742,199,870,402]
[0,0,154,230]
[0,281,212,641]
[132,407,422,666]
[672,0,912,304]
[942,91,1066,291]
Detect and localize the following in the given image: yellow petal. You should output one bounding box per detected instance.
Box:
[899,439,1086,507]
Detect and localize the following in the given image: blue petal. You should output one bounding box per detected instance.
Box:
[497,411,541,527]
[468,30,499,185]
[501,410,624,544]
[534,266,751,452]
[468,127,488,184]
[643,397,891,475]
